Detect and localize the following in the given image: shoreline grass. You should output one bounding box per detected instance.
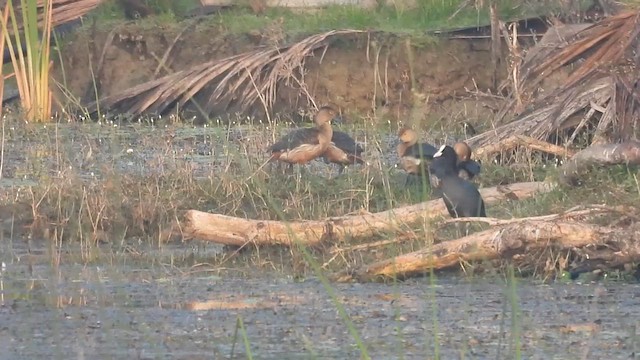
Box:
[84,0,568,36]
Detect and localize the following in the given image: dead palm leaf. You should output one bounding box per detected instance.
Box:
[5,0,106,30]
[85,29,364,119]
[478,11,640,152]
[533,12,639,86]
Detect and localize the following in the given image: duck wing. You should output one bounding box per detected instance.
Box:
[428,156,458,178]
[405,142,438,159]
[440,178,486,218]
[332,130,365,155]
[458,160,481,179]
[269,127,320,153]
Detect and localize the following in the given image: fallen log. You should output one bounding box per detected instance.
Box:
[559,140,640,185]
[474,135,577,160]
[183,181,555,246]
[334,219,640,282]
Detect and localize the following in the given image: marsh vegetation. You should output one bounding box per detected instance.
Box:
[2,0,640,358]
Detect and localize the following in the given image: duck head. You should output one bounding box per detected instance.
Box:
[315,106,341,126]
[398,127,418,145]
[434,144,458,159]
[431,144,459,176]
[453,142,472,162]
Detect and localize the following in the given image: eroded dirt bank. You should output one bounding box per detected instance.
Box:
[56,22,513,125]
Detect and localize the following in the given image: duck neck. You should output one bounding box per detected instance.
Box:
[317,123,333,145]
[397,142,407,157]
[397,140,415,157]
[442,163,460,178]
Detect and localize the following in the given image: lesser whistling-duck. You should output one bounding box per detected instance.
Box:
[453,142,482,181]
[268,106,339,168]
[322,130,366,173]
[397,128,438,185]
[429,144,486,218]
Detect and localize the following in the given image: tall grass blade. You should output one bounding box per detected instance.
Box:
[1,0,53,122]
[237,315,254,360]
[0,2,6,182]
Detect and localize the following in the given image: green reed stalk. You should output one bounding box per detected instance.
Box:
[0,0,53,122]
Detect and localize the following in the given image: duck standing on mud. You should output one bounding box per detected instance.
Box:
[322,130,366,174]
[454,142,482,181]
[429,144,486,218]
[397,128,438,186]
[268,106,340,171]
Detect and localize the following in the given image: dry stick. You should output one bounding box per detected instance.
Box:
[147,51,212,122]
[282,59,317,110]
[499,20,524,112]
[308,44,329,109]
[331,234,417,254]
[510,22,523,111]
[489,3,501,90]
[566,106,598,146]
[365,31,370,63]
[153,21,197,78]
[318,43,329,64]
[0,101,4,182]
[0,6,5,181]
[441,205,631,227]
[449,34,542,40]
[94,27,117,90]
[244,68,276,182]
[384,51,389,104]
[245,156,273,182]
[371,42,380,115]
[448,0,472,21]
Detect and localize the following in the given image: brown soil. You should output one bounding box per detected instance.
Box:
[56,21,510,128]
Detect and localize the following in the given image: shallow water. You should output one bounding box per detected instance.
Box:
[1,241,638,359]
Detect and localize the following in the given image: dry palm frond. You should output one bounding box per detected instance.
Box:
[3,0,105,29]
[85,29,364,119]
[472,11,640,151]
[469,76,613,150]
[48,0,106,26]
[533,11,640,89]
[3,0,102,65]
[0,6,6,117]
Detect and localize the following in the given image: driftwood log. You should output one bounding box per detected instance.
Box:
[183,181,555,246]
[559,140,640,185]
[474,134,577,160]
[335,215,640,282]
